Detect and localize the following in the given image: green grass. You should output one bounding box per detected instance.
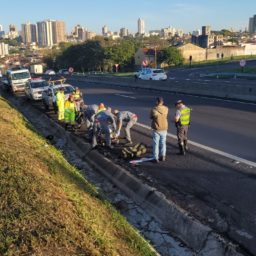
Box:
[112,72,135,77]
[0,97,156,256]
[180,55,256,69]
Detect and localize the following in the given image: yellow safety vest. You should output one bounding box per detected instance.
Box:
[180,107,191,126]
[73,91,80,100]
[65,101,76,112]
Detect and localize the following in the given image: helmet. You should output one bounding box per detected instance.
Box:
[98,103,105,110]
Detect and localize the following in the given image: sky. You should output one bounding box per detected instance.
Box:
[0,0,255,34]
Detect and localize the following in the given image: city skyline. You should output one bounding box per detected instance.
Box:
[0,0,255,34]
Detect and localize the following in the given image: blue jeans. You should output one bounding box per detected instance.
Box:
[153,130,167,160]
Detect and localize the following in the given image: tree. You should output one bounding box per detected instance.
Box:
[55,41,105,71]
[162,47,184,66]
[105,39,136,71]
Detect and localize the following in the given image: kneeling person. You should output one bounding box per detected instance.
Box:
[92,108,116,149]
[114,110,138,145]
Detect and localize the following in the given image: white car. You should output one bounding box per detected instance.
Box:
[25,78,49,101]
[42,83,75,111]
[58,69,69,75]
[45,70,56,75]
[139,68,167,81]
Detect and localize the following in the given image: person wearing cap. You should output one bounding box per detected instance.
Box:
[92,108,117,149]
[72,87,83,111]
[150,97,169,163]
[64,94,76,129]
[174,100,191,155]
[56,87,65,121]
[114,110,138,145]
[83,104,99,129]
[97,103,106,113]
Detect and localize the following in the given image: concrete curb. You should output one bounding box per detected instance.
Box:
[66,135,243,255]
[68,76,256,103]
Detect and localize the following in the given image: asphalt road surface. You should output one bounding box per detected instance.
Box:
[2,81,256,254]
[71,80,256,253]
[75,81,256,162]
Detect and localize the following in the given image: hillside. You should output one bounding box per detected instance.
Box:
[0,96,156,256]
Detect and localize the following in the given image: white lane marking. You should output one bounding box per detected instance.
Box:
[136,122,256,168]
[115,94,136,99]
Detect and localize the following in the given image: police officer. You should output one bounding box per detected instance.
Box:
[174,100,191,155]
[114,110,138,145]
[92,108,117,149]
[56,87,65,121]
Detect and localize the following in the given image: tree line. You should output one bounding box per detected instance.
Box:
[44,37,184,72]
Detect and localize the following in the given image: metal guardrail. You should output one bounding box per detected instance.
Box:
[200,72,256,79]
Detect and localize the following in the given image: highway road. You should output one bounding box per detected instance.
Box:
[76,81,256,162]
[69,79,256,253]
[2,77,255,254]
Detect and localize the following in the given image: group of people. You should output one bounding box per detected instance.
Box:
[150,97,191,163]
[83,103,138,149]
[56,86,191,163]
[56,87,83,129]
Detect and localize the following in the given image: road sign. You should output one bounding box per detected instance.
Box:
[240,59,246,67]
[68,67,74,73]
[142,59,149,67]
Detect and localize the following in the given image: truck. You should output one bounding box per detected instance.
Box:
[5,68,31,93]
[30,64,43,75]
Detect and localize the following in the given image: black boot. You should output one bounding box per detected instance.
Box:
[178,144,186,156]
[184,140,188,152]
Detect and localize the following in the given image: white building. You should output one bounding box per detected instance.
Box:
[120,27,129,37]
[37,20,53,47]
[21,22,37,44]
[0,43,9,57]
[192,29,201,36]
[161,27,176,38]
[0,24,3,31]
[138,18,145,35]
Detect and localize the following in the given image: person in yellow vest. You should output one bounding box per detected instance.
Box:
[174,100,191,155]
[72,87,83,111]
[64,94,76,129]
[56,87,65,121]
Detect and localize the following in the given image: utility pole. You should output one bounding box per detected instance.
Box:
[154,46,157,68]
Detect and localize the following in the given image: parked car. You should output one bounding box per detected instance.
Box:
[25,78,49,101]
[45,70,56,75]
[42,83,75,111]
[58,69,69,75]
[139,68,167,81]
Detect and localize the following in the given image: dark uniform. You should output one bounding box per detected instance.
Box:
[175,105,191,155]
[84,104,99,128]
[92,110,116,148]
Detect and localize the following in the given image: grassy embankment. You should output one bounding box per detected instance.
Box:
[0,96,156,256]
